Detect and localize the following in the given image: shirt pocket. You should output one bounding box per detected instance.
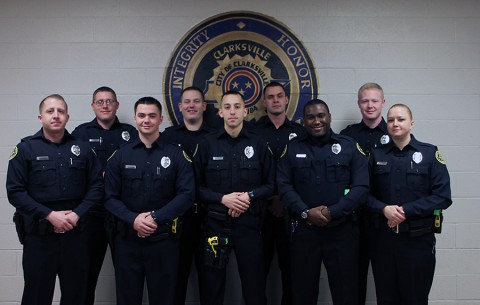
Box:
[69,159,86,187]
[292,158,311,183]
[406,166,429,192]
[31,160,56,186]
[122,169,143,197]
[240,159,261,185]
[206,160,229,187]
[326,157,350,182]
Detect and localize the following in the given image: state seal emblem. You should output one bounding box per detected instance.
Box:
[163,11,319,127]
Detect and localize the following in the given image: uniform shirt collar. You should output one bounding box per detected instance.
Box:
[359,117,387,133]
[89,116,121,130]
[34,128,72,144]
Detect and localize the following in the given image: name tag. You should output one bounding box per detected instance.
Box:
[296,154,306,158]
[89,138,101,143]
[125,165,136,169]
[36,156,49,161]
[376,161,388,166]
[213,156,224,161]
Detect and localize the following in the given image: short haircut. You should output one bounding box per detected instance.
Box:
[263,82,286,96]
[134,96,162,114]
[180,86,205,102]
[388,103,413,120]
[358,82,384,100]
[39,94,67,114]
[303,98,329,116]
[220,90,245,105]
[92,86,117,102]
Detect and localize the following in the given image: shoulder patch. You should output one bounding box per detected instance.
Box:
[280,145,288,159]
[183,150,192,163]
[9,146,18,160]
[435,151,446,165]
[356,143,366,156]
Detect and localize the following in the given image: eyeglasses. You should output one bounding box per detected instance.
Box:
[94,99,117,106]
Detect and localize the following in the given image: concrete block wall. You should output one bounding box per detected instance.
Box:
[0,0,479,304]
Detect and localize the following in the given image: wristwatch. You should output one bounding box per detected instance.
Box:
[248,191,255,199]
[301,209,309,219]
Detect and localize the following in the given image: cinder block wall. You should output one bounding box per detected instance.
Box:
[1,1,479,304]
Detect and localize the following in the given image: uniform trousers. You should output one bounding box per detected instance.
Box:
[113,232,178,305]
[291,220,358,305]
[174,207,204,305]
[85,212,109,305]
[22,229,89,305]
[356,207,370,305]
[369,226,436,305]
[202,213,266,305]
[262,210,292,305]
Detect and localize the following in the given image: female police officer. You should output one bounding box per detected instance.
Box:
[367,103,452,305]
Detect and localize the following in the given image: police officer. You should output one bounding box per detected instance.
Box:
[194,90,274,305]
[340,82,389,305]
[6,94,104,305]
[71,86,137,305]
[104,96,195,305]
[251,82,305,305]
[161,86,214,305]
[367,103,452,305]
[277,99,369,305]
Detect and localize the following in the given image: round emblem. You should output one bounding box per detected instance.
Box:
[71,145,81,156]
[244,146,254,159]
[122,131,131,141]
[412,152,423,164]
[163,11,319,126]
[380,134,390,145]
[161,156,171,168]
[332,143,341,155]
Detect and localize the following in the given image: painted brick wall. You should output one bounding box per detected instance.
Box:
[1,0,479,304]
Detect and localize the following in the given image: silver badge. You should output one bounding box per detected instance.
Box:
[289,133,297,141]
[244,146,254,159]
[380,134,390,144]
[122,131,131,141]
[412,152,423,164]
[332,143,341,155]
[161,156,171,168]
[71,145,81,156]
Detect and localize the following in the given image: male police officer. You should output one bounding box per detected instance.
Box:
[161,86,214,305]
[340,82,389,305]
[7,94,104,305]
[277,99,369,305]
[104,97,195,305]
[194,90,274,305]
[72,86,137,305]
[252,82,305,305]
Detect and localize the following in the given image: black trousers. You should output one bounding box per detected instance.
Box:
[85,213,109,305]
[21,229,89,305]
[369,226,436,305]
[174,208,204,305]
[202,213,266,305]
[291,220,358,305]
[356,208,370,305]
[113,232,179,305]
[262,210,292,305]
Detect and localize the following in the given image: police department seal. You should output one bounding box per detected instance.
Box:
[163,11,319,127]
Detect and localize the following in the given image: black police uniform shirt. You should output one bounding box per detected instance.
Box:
[251,115,306,162]
[104,137,195,225]
[194,127,275,212]
[368,135,452,217]
[161,122,214,159]
[340,118,389,156]
[72,117,137,171]
[277,130,369,219]
[6,129,104,221]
